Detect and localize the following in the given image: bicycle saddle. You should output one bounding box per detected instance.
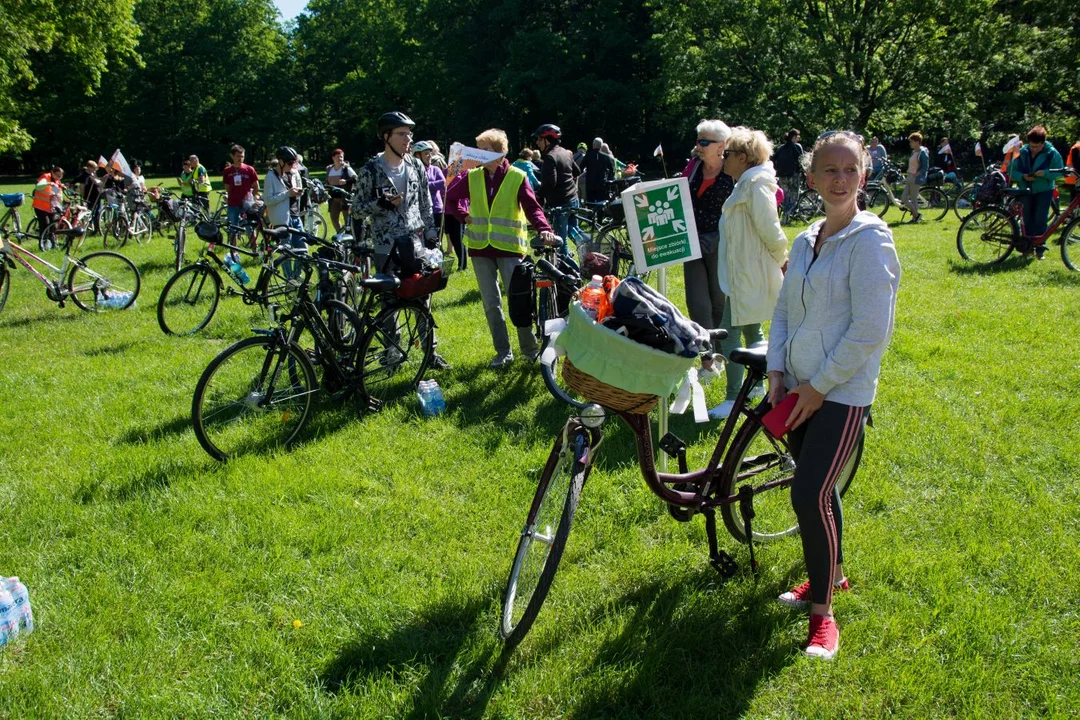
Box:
[262,227,292,241]
[54,227,86,237]
[1002,188,1031,197]
[358,273,400,291]
[729,342,768,374]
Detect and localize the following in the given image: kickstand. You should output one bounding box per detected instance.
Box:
[703,508,738,578]
[738,485,758,577]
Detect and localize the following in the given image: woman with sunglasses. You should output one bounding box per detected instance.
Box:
[707,127,788,420]
[680,119,735,383]
[767,131,901,659]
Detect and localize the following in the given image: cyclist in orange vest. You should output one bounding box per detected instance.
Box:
[32,166,65,229]
[1066,139,1080,200]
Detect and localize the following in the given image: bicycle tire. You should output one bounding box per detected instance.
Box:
[356,302,433,409]
[67,250,141,311]
[537,286,588,409]
[500,423,590,647]
[24,217,40,242]
[956,207,1016,266]
[864,186,890,220]
[129,210,153,245]
[718,413,863,544]
[114,214,130,248]
[1060,216,1080,272]
[921,187,949,221]
[191,335,317,461]
[952,184,979,220]
[0,264,9,315]
[39,217,72,252]
[157,263,222,335]
[174,222,188,272]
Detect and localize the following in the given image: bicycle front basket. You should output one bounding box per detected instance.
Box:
[1,193,24,208]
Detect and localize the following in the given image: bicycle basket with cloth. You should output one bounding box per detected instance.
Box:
[1,193,24,208]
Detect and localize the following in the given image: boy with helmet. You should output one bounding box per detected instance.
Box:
[534,123,582,257]
[351,111,450,369]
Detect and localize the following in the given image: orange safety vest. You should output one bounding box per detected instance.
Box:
[1065,142,1080,186]
[1000,148,1020,174]
[32,173,60,212]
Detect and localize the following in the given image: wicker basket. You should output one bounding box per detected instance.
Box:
[562,357,659,414]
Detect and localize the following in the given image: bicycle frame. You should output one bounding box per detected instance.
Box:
[1006,190,1080,243]
[1,235,76,290]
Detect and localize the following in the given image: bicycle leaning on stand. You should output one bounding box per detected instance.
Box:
[498,335,864,648]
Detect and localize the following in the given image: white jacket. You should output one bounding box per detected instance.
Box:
[264,168,301,226]
[716,162,788,326]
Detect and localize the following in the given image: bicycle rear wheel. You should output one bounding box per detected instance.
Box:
[952,184,979,220]
[0,265,9,315]
[67,250,141,311]
[921,187,949,221]
[718,413,862,544]
[191,336,317,461]
[500,422,590,647]
[864,187,890,220]
[1060,216,1080,272]
[356,302,433,409]
[957,207,1016,266]
[39,217,72,251]
[157,264,222,335]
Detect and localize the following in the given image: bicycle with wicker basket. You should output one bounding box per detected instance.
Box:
[499,300,864,648]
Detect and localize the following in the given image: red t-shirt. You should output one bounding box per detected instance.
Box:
[223,163,259,206]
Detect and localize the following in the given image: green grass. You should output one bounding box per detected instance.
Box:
[2,178,1079,718]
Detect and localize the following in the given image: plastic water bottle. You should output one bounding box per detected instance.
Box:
[7,578,32,635]
[417,380,446,418]
[0,584,16,648]
[580,275,606,321]
[226,251,250,285]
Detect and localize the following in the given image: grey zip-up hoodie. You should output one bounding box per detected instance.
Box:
[766,211,901,407]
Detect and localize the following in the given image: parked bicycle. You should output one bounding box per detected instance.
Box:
[863,163,948,222]
[498,337,863,647]
[0,193,25,234]
[0,225,140,316]
[956,170,1080,269]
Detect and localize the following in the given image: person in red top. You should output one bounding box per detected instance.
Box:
[222,144,260,229]
[445,128,558,368]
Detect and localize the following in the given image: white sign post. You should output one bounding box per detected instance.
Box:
[621,177,702,472]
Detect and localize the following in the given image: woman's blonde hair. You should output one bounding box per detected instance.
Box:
[801,132,870,174]
[726,127,773,167]
[475,128,509,155]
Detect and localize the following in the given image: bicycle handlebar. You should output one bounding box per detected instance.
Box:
[535,257,580,292]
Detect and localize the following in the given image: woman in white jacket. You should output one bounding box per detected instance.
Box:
[708,127,788,419]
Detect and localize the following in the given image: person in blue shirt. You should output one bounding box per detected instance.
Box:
[868,137,887,181]
[511,149,541,190]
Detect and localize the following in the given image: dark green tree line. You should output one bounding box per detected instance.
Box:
[3,0,1078,174]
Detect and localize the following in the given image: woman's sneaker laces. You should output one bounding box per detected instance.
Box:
[805,613,839,660]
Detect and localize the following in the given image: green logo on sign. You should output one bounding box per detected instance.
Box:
[633,185,692,264]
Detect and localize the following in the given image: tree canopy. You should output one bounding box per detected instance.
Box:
[2,0,1078,172]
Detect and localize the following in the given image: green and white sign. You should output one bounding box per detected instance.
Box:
[621,177,700,273]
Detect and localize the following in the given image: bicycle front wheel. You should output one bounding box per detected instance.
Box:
[957,207,1016,266]
[191,336,317,461]
[865,187,890,220]
[39,217,72,251]
[67,251,141,311]
[157,264,222,335]
[500,422,590,647]
[0,264,9,315]
[357,302,433,409]
[538,286,587,409]
[718,414,862,544]
[952,184,979,220]
[1060,216,1080,272]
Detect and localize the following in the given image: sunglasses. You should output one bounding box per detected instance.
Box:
[697,138,721,147]
[817,130,865,143]
[723,149,742,159]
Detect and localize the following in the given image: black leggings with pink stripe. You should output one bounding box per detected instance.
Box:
[788,401,869,606]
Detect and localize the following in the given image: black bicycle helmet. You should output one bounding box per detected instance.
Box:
[377,111,415,137]
[534,123,562,141]
[276,145,299,164]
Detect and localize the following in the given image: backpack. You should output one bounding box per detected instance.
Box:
[508,260,537,328]
[975,170,1008,206]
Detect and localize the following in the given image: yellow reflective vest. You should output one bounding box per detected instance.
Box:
[464,166,529,253]
[179,169,194,197]
[191,163,212,193]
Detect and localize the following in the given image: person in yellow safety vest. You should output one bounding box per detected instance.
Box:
[187,154,212,211]
[1065,140,1080,201]
[178,159,194,198]
[444,128,559,369]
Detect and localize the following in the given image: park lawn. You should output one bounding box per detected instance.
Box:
[1,177,1079,719]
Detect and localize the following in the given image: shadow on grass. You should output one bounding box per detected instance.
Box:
[72,455,214,504]
[1042,267,1080,287]
[322,590,509,719]
[117,413,193,444]
[80,339,141,357]
[0,309,81,329]
[436,287,482,309]
[947,255,1031,275]
[563,572,798,719]
[136,259,187,275]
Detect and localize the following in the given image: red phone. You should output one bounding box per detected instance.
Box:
[761,393,799,439]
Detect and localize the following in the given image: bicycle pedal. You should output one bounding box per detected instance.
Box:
[658,432,687,459]
[709,550,738,579]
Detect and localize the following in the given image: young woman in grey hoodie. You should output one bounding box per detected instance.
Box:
[767,132,901,660]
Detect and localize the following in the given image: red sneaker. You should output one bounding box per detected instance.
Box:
[777,577,849,608]
[805,613,839,659]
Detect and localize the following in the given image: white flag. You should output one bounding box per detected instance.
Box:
[110,149,134,178]
[653,144,664,157]
[974,142,983,158]
[97,155,108,166]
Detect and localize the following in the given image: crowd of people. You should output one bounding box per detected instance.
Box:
[34,112,1080,661]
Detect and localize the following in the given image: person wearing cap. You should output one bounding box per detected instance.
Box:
[412,140,446,247]
[583,136,616,202]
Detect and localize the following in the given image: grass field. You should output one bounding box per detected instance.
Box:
[1,176,1079,718]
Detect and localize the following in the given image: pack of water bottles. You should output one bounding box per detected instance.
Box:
[417,379,446,418]
[98,291,135,310]
[0,577,34,649]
